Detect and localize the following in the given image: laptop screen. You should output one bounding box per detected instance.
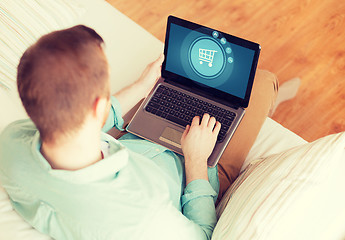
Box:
[162,16,260,108]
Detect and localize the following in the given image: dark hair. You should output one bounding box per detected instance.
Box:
[17,25,109,143]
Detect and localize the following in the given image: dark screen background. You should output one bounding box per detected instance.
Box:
[165,23,255,100]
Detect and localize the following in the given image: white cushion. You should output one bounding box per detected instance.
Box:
[0,0,85,133]
[0,0,84,90]
[244,117,307,170]
[213,132,345,240]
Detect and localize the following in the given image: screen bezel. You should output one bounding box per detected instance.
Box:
[162,15,261,108]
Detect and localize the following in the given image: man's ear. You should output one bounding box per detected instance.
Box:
[92,97,110,122]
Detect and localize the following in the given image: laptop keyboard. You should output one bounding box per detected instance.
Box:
[145,85,236,142]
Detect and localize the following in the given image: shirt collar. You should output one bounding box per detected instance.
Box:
[32,131,129,184]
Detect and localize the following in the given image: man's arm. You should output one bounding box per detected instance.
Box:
[181,114,221,185]
[179,114,221,239]
[102,54,163,132]
[113,54,164,117]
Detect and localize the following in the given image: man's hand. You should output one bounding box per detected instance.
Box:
[135,53,164,94]
[114,54,164,116]
[181,114,221,185]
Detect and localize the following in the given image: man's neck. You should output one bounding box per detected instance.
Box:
[41,124,103,171]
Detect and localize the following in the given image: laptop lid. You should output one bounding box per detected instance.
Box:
[162,15,261,108]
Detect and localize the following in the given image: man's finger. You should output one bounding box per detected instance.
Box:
[191,116,200,127]
[182,125,190,137]
[208,116,217,129]
[213,121,221,135]
[201,113,210,127]
[155,53,164,66]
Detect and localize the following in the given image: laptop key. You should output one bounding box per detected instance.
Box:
[223,119,231,126]
[145,106,153,113]
[221,125,228,131]
[212,109,218,115]
[219,130,226,136]
[217,135,224,142]
[156,86,164,93]
[224,115,235,121]
[152,97,159,102]
[148,102,160,109]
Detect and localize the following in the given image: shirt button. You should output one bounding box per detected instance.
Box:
[155,148,160,152]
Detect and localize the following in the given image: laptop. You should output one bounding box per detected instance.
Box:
[127,15,260,167]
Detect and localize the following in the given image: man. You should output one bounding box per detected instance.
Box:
[0,25,278,239]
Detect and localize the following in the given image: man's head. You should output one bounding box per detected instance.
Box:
[17,25,110,143]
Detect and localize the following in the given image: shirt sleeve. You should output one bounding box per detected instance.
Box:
[102,96,125,132]
[140,186,217,240]
[180,179,218,239]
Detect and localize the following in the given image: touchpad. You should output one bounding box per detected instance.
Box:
[159,127,183,149]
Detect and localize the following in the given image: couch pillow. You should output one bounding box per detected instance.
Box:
[0,0,85,133]
[213,132,345,240]
[0,0,84,91]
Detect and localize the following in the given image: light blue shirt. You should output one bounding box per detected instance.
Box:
[0,96,219,240]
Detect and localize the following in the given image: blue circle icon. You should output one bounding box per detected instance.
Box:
[226,47,232,54]
[189,37,225,78]
[220,37,227,44]
[212,31,219,38]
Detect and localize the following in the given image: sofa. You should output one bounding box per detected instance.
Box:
[1,0,344,239]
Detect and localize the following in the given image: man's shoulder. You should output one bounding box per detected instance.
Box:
[0,119,38,162]
[0,119,37,142]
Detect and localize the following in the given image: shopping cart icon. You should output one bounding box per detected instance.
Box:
[199,48,217,67]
